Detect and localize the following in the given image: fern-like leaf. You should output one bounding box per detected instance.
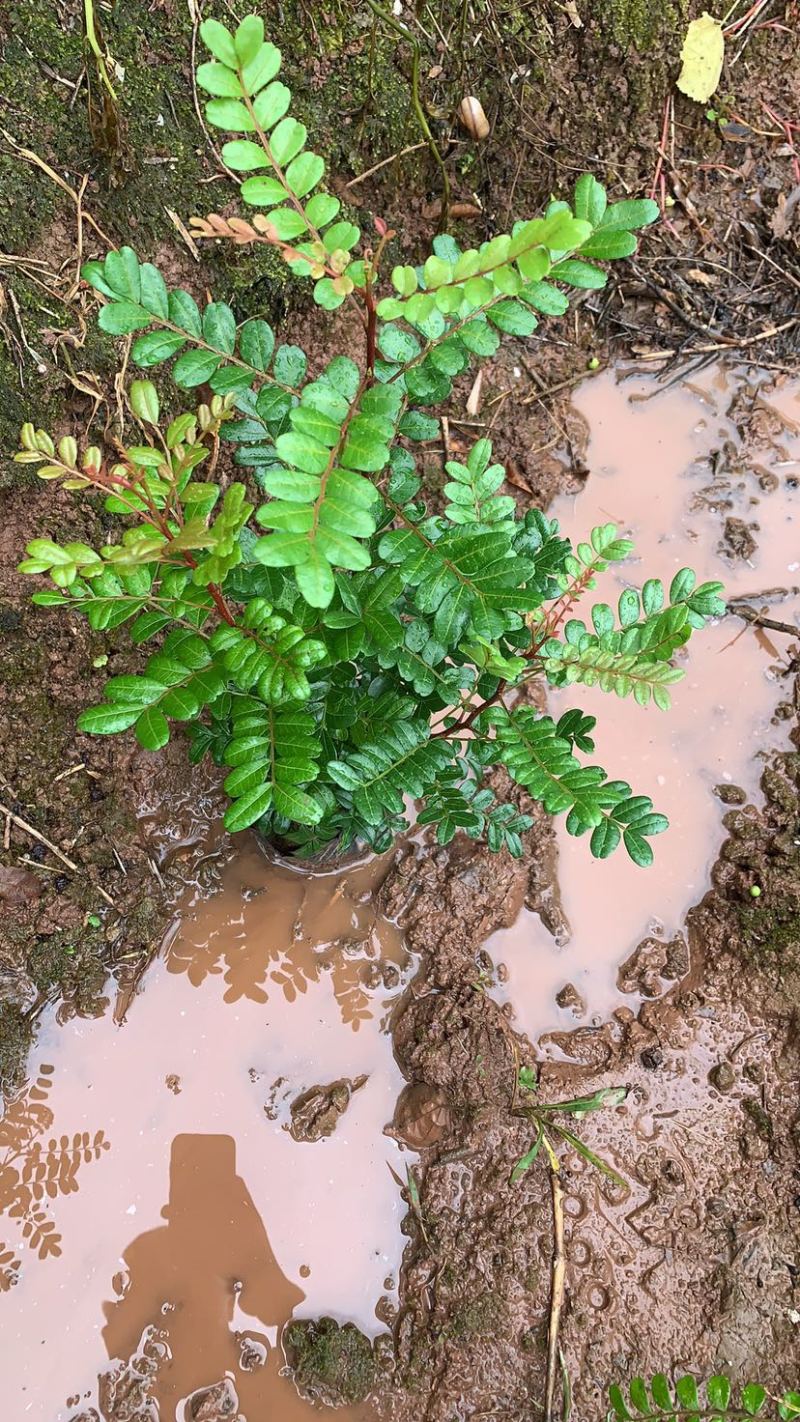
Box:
[253,361,403,606]
[78,628,228,748]
[197,16,360,308]
[221,696,323,830]
[485,705,667,865]
[81,246,306,396]
[327,720,453,826]
[607,1374,800,1422]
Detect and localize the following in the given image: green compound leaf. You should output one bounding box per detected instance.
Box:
[606,1373,795,1422]
[83,248,304,398]
[195,20,359,295]
[486,705,668,866]
[253,362,402,607]
[221,698,322,830]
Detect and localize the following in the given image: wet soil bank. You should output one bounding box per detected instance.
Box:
[376,737,800,1420]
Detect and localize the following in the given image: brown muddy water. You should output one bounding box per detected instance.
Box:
[0,848,409,1419]
[2,367,799,1420]
[489,367,800,1043]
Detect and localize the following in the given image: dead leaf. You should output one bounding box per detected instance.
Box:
[564,0,583,26]
[0,866,40,905]
[687,267,717,287]
[676,13,725,104]
[466,369,483,416]
[769,184,800,240]
[504,459,531,492]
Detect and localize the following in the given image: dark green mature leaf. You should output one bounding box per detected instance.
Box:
[82,248,307,397]
[486,705,667,865]
[327,720,453,825]
[222,696,322,830]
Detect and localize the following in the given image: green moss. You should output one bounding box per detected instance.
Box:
[285,1317,380,1406]
[602,0,686,51]
[448,1290,506,1341]
[27,929,107,1005]
[0,1004,33,1094]
[741,1097,773,1141]
[400,1331,436,1392]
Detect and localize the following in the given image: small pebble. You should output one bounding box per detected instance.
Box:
[709,1061,735,1093]
[640,1046,663,1070]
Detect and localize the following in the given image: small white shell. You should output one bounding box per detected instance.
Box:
[458,96,490,141]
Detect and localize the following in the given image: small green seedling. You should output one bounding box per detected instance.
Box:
[511,1076,628,1185]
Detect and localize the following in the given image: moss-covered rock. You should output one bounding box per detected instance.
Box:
[448,1289,507,1341]
[285,1316,382,1406]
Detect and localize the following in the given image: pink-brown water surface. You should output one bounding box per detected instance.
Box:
[489,368,800,1042]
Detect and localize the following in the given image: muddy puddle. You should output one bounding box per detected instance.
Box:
[490,367,800,1043]
[0,847,412,1420]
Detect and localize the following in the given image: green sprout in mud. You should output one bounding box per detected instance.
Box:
[510,1073,628,1186]
[511,1072,630,1422]
[16,15,724,866]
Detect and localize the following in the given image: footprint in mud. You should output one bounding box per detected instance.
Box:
[101,1133,303,1415]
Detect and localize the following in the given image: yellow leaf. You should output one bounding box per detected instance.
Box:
[676,13,725,103]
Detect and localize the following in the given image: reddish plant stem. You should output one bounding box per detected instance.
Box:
[180,552,237,627]
[362,229,393,376]
[364,278,377,374]
[91,462,238,629]
[431,564,599,741]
